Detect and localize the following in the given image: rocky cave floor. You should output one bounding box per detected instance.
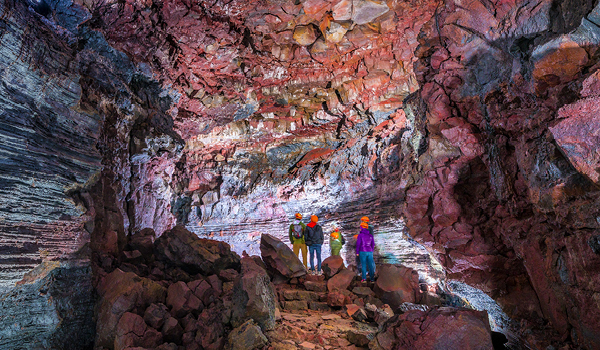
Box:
[88,224,555,350]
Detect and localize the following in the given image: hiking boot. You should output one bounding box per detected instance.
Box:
[317,270,322,276]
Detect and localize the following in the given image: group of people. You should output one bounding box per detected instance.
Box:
[288,213,376,282]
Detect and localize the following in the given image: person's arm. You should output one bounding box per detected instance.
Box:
[289,224,294,243]
[356,235,362,255]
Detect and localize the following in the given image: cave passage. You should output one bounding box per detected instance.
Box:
[2,0,600,349]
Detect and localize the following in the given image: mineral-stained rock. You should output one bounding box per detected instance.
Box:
[293,25,318,46]
[154,225,240,275]
[321,255,345,278]
[228,319,268,350]
[351,0,390,25]
[114,312,163,350]
[219,269,240,282]
[390,307,493,350]
[231,257,277,331]
[327,290,349,307]
[196,305,226,349]
[309,301,331,311]
[327,268,355,292]
[188,279,217,306]
[304,280,327,292]
[551,97,600,184]
[166,281,203,317]
[373,264,420,309]
[144,303,170,329]
[352,286,374,297]
[0,262,95,350]
[96,269,167,349]
[129,228,156,258]
[283,300,309,311]
[346,328,374,347]
[161,317,184,343]
[260,234,306,280]
[351,308,368,322]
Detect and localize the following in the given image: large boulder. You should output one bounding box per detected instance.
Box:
[154,225,240,275]
[321,255,345,278]
[227,319,268,350]
[95,269,167,349]
[231,257,277,331]
[371,307,493,350]
[327,268,355,292]
[373,264,420,310]
[260,234,306,280]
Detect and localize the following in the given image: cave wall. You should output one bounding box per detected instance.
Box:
[404,0,600,347]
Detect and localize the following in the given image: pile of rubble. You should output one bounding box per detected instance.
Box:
[94,228,498,350]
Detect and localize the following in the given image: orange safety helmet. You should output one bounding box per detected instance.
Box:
[360,222,369,229]
[295,213,302,219]
[361,216,370,222]
[330,231,339,240]
[310,215,318,223]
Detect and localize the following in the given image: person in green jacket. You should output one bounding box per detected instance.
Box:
[289,213,307,268]
[329,226,345,256]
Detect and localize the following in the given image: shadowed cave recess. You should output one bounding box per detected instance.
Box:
[2,0,600,348]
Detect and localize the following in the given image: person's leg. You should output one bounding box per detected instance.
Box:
[366,251,375,281]
[301,244,308,268]
[316,244,322,273]
[293,242,300,257]
[355,251,362,276]
[359,252,368,281]
[308,245,316,272]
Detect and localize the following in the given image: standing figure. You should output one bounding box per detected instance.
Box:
[329,226,345,256]
[356,221,376,282]
[361,216,374,235]
[289,213,307,268]
[305,215,324,275]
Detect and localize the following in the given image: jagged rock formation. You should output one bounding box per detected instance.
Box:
[1,0,600,348]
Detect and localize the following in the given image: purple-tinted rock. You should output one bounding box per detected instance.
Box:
[154,225,240,275]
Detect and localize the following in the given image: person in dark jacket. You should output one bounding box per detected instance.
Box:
[356,221,375,282]
[304,215,324,275]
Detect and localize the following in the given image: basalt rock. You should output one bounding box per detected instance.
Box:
[327,268,356,292]
[231,257,277,331]
[373,307,493,350]
[321,255,345,279]
[260,234,307,280]
[95,269,167,349]
[373,264,421,309]
[155,225,241,275]
[228,319,268,350]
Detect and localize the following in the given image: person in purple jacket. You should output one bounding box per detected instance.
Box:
[356,221,376,282]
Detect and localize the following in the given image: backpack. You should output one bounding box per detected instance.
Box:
[292,223,303,239]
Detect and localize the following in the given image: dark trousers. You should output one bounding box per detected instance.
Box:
[309,244,322,272]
